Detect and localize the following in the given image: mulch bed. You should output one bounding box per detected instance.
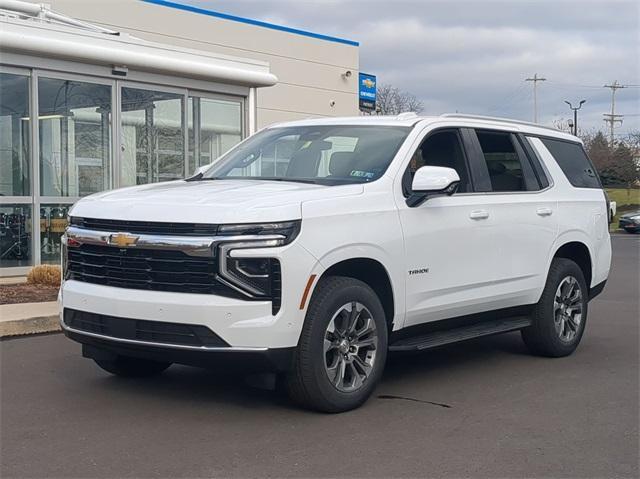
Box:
[0,284,59,305]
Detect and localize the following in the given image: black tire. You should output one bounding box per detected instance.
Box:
[94,356,171,377]
[522,258,588,357]
[284,276,388,413]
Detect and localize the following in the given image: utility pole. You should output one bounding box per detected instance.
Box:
[525,73,546,123]
[564,99,586,136]
[603,81,625,147]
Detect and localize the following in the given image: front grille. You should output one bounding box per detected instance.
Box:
[63,309,229,347]
[67,243,238,296]
[70,216,219,236]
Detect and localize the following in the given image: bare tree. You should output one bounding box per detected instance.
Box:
[376,84,424,115]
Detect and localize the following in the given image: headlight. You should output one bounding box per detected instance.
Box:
[216,221,299,298]
[217,220,300,245]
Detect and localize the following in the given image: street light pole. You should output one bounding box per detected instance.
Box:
[564,99,586,136]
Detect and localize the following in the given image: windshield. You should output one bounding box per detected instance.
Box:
[200,125,410,185]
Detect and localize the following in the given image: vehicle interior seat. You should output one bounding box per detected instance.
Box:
[328,152,355,177]
[285,145,323,178]
[487,161,522,191]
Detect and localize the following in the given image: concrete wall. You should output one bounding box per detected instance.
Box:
[40,0,360,129]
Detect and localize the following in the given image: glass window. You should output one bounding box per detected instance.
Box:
[541,138,601,189]
[476,130,527,192]
[0,73,30,196]
[0,204,32,268]
[121,87,184,186]
[188,97,242,175]
[40,203,71,265]
[38,78,112,197]
[403,130,470,194]
[202,126,410,185]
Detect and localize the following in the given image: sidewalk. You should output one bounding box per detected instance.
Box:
[0,301,60,337]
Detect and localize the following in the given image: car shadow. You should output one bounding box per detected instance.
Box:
[89,331,530,412]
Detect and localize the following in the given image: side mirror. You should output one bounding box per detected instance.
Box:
[407,166,460,207]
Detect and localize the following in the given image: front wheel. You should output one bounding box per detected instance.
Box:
[94,355,171,377]
[522,258,588,357]
[284,276,388,413]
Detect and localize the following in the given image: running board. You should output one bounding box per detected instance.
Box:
[389,317,532,352]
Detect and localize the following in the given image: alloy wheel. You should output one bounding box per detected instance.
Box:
[323,302,379,392]
[553,275,583,342]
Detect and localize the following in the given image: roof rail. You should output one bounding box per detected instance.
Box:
[440,113,567,134]
[396,112,419,120]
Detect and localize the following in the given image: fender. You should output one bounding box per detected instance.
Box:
[539,229,595,302]
[300,242,406,331]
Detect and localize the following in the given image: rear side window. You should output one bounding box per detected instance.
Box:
[475,130,535,192]
[541,138,601,188]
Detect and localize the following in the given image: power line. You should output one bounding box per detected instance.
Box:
[525,73,546,123]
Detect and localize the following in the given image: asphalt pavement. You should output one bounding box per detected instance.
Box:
[1,235,638,478]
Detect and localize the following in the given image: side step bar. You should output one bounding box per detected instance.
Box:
[389,317,532,352]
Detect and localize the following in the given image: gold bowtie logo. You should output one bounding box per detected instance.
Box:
[109,233,139,248]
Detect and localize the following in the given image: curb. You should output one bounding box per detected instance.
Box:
[0,315,61,337]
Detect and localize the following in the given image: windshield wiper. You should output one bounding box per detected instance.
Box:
[184,172,203,182]
[256,177,320,185]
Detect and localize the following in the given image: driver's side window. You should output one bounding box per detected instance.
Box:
[402,129,470,196]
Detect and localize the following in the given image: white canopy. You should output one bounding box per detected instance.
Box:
[0,0,278,87]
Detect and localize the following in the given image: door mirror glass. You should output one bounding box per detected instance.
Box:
[411,166,460,193]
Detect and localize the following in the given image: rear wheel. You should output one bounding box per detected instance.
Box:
[94,355,171,377]
[522,258,588,357]
[284,276,388,413]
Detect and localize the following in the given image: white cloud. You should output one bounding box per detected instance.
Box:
[193,0,640,132]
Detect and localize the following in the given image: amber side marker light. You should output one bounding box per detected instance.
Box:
[299,274,317,310]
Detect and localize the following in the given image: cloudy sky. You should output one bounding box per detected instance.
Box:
[190,0,638,135]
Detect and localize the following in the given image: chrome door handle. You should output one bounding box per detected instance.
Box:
[536,207,553,216]
[469,210,489,220]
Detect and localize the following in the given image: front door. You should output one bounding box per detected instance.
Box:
[397,128,500,327]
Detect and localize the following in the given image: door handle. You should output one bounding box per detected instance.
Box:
[469,209,489,220]
[536,207,553,217]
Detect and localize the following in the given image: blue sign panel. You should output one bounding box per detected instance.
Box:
[358,72,376,111]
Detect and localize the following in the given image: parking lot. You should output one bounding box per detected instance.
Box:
[1,235,638,478]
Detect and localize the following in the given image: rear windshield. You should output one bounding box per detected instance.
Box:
[201,125,410,185]
[541,138,602,189]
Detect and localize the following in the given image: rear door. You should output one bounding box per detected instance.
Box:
[465,129,559,307]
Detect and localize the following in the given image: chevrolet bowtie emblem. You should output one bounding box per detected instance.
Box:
[109,233,139,248]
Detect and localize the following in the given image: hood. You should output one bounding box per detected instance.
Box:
[70,179,364,224]
[620,210,640,219]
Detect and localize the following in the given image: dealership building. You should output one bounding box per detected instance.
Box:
[0,0,363,275]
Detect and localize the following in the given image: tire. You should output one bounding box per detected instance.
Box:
[522,258,588,357]
[94,355,171,377]
[284,276,388,413]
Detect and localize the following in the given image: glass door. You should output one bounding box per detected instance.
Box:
[36,71,115,265]
[119,83,187,187]
[0,67,33,272]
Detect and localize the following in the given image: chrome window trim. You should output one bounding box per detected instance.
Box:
[60,320,268,352]
[65,225,285,257]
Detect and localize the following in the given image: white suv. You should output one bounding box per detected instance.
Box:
[60,113,611,412]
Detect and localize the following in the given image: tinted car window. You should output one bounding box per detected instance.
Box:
[541,138,601,188]
[475,130,526,192]
[403,130,470,195]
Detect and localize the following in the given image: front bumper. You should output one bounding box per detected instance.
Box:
[60,240,318,349]
[64,326,295,372]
